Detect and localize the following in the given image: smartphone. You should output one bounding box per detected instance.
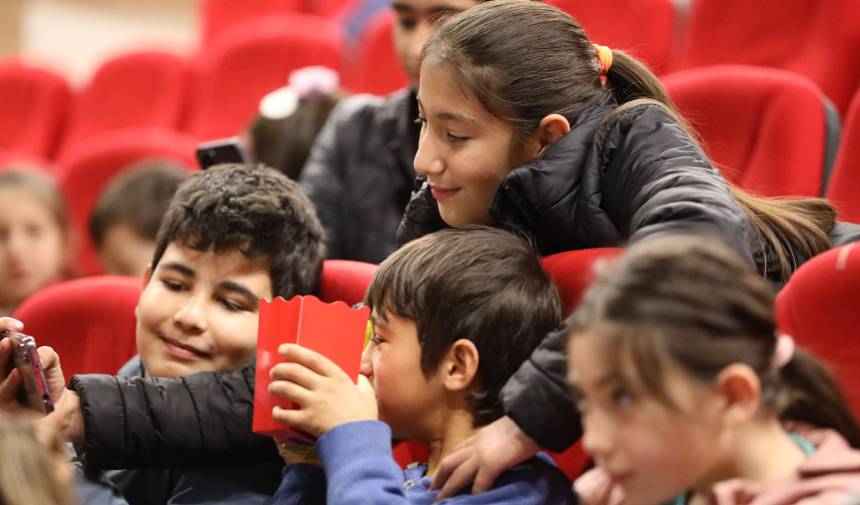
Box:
[195,137,250,170]
[2,331,54,414]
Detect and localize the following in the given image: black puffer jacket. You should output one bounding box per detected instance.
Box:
[398,93,756,263]
[300,89,418,264]
[70,362,277,470]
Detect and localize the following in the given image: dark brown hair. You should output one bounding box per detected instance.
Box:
[89,160,187,248]
[248,92,340,181]
[422,0,836,282]
[151,163,325,298]
[365,227,562,425]
[567,235,860,447]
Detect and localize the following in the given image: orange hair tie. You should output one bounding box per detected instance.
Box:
[593,44,613,76]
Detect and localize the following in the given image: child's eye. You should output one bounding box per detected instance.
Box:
[446,133,468,143]
[610,388,635,408]
[414,116,427,128]
[219,297,247,312]
[370,334,385,346]
[397,17,417,30]
[162,279,186,292]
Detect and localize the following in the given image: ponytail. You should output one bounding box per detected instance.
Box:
[603,50,836,282]
[777,349,860,447]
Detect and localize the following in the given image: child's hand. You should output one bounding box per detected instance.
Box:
[0,318,84,443]
[269,343,378,438]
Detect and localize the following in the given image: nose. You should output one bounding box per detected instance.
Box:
[359,344,374,377]
[173,293,208,335]
[414,128,444,177]
[581,411,614,461]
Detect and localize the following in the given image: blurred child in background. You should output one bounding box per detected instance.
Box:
[0,170,70,315]
[89,160,187,277]
[0,412,75,505]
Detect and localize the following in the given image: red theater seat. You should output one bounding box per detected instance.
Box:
[347,12,407,95]
[673,0,860,114]
[827,91,860,223]
[185,14,343,139]
[663,65,839,197]
[56,128,198,276]
[200,0,304,46]
[319,259,377,305]
[60,51,191,153]
[13,276,141,378]
[776,244,860,419]
[0,60,72,159]
[547,0,675,74]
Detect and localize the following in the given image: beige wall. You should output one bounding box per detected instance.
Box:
[0,0,24,57]
[17,0,197,85]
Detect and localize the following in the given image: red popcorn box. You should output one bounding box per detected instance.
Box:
[253,295,370,442]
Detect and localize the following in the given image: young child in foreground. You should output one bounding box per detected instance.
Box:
[267,227,578,504]
[567,236,860,505]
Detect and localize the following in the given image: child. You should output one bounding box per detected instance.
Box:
[300,0,482,263]
[567,236,860,505]
[2,163,326,505]
[89,160,187,277]
[266,227,577,504]
[0,413,74,505]
[0,170,70,315]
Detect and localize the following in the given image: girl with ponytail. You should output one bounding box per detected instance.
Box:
[420,0,860,498]
[398,0,858,283]
[567,236,860,505]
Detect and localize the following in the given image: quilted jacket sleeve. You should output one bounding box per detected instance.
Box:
[70,360,279,470]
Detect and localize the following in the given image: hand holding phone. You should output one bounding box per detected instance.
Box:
[1,330,54,414]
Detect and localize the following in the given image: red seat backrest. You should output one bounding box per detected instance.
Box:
[775,243,860,419]
[319,259,377,305]
[827,91,860,223]
[199,0,305,47]
[56,128,199,276]
[547,0,675,74]
[347,12,407,95]
[673,0,860,114]
[13,276,141,378]
[663,65,836,197]
[185,14,343,139]
[60,51,191,153]
[0,60,72,159]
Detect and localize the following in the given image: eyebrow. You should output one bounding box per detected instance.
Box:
[392,3,464,16]
[160,262,261,304]
[416,97,477,125]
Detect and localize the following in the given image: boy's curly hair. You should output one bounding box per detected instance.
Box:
[152,163,325,297]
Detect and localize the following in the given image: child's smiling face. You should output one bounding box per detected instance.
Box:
[135,243,272,378]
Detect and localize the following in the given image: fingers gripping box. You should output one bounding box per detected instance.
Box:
[253,295,370,442]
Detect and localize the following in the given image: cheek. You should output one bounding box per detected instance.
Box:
[210,314,259,369]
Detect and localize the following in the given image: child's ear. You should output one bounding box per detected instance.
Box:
[441,339,480,393]
[521,114,571,161]
[714,363,761,427]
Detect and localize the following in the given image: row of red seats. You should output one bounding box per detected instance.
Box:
[15,243,860,478]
